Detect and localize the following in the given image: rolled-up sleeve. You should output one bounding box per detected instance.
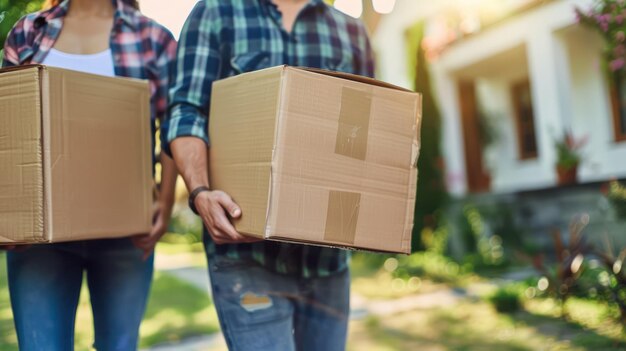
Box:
[162,1,223,157]
[2,17,26,68]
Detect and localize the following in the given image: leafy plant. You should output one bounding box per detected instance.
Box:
[456,203,513,270]
[594,236,626,324]
[529,216,593,316]
[477,109,499,149]
[554,130,587,170]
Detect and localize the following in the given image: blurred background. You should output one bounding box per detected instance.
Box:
[1,0,626,350]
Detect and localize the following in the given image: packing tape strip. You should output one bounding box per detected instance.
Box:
[324,191,361,245]
[334,87,371,161]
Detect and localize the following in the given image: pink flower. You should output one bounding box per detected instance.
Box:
[617,14,625,25]
[616,31,626,42]
[610,58,625,71]
[614,44,626,56]
[601,21,610,32]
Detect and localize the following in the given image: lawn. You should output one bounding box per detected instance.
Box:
[347,299,626,351]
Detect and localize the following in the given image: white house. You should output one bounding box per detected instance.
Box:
[373,0,626,196]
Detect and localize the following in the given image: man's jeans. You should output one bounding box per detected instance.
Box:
[205,240,350,351]
[7,238,153,351]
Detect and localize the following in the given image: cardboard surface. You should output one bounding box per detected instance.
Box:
[0,68,44,243]
[0,65,152,243]
[209,66,422,254]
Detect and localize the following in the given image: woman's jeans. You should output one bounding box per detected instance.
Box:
[7,238,153,351]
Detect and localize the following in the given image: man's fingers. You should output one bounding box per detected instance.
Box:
[216,192,241,218]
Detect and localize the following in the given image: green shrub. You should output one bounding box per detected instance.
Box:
[489,287,522,313]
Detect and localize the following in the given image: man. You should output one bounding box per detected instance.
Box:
[162,0,374,350]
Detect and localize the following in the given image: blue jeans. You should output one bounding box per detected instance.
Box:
[7,238,153,351]
[206,242,350,351]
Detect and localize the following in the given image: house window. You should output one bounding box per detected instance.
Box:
[610,73,626,142]
[511,80,538,159]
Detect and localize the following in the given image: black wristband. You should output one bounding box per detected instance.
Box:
[188,186,211,215]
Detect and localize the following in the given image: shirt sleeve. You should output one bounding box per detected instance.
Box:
[161,1,223,157]
[358,23,375,79]
[153,26,178,124]
[2,17,26,68]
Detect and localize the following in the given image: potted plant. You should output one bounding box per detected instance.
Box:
[554,130,587,185]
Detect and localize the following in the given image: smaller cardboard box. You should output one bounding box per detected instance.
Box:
[0,65,153,244]
[209,66,422,254]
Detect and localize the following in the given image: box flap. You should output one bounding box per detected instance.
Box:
[291,66,413,92]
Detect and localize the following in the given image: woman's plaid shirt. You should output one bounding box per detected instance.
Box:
[2,0,177,145]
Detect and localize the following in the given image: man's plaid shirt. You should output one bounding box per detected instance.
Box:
[2,0,177,158]
[163,0,375,278]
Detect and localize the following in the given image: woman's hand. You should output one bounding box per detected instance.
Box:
[132,200,173,260]
[132,152,178,260]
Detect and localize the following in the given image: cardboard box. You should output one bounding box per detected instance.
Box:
[209,66,421,254]
[0,65,153,244]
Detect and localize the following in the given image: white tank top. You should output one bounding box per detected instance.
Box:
[42,48,115,77]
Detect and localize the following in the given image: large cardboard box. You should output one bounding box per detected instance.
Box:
[209,66,421,254]
[0,65,153,244]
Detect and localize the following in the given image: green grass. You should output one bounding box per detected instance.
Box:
[348,299,626,351]
[0,251,219,351]
[140,272,219,347]
[0,254,16,350]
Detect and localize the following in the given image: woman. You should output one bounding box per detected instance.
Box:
[2,0,177,349]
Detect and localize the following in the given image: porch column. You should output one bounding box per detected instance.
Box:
[526,29,573,183]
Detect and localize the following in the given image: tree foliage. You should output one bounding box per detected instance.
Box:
[406,22,448,251]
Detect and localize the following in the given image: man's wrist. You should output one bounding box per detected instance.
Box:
[188,186,211,215]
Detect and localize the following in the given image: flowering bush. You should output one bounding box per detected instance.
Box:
[576,0,626,72]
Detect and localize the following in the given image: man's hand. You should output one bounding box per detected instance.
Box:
[195,190,260,245]
[132,201,172,260]
[170,137,259,244]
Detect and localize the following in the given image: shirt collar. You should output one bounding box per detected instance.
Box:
[262,0,327,10]
[36,0,137,29]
